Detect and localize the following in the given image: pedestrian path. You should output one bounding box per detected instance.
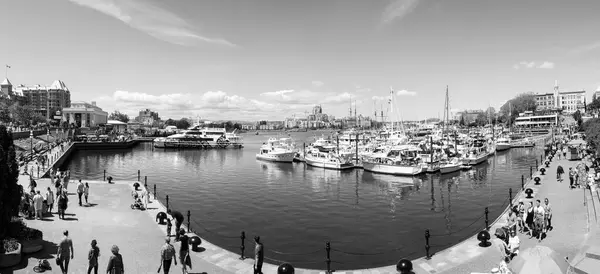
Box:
[23,141,73,180]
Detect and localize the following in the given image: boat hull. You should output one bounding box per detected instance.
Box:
[496,144,511,151]
[256,152,295,163]
[363,162,424,176]
[440,164,461,174]
[305,157,354,170]
[461,154,489,165]
[153,140,243,149]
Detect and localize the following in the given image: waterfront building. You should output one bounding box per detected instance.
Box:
[14,80,71,117]
[241,124,255,130]
[61,101,108,128]
[594,90,600,100]
[535,81,586,114]
[0,78,27,105]
[106,120,128,133]
[455,110,483,124]
[514,111,558,127]
[135,109,160,125]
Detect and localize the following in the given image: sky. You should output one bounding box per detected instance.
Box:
[1,0,600,121]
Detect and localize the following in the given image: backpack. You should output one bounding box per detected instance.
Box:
[163,244,175,260]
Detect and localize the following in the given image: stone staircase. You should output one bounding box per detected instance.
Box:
[569,186,600,274]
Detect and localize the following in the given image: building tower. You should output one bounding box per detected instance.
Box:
[1,78,12,99]
[554,80,559,109]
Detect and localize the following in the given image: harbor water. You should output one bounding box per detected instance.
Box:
[62,132,543,270]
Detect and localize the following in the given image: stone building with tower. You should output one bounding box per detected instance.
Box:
[535,81,586,114]
[12,80,72,118]
[1,78,27,105]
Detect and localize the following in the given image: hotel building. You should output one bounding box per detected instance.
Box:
[14,80,71,117]
[135,109,160,125]
[535,81,585,114]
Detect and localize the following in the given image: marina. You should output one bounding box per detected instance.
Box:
[62,131,545,269]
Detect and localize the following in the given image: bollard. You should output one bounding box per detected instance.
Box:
[166,195,169,211]
[154,184,157,199]
[425,229,431,260]
[240,231,246,260]
[326,242,332,274]
[144,176,147,189]
[521,175,524,190]
[187,210,191,233]
[104,170,106,181]
[509,188,513,207]
[138,170,140,181]
[485,207,489,231]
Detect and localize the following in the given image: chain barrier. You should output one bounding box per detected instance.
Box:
[190,219,239,239]
[269,248,323,256]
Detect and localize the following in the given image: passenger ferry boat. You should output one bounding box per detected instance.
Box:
[362,145,426,176]
[256,138,295,163]
[304,147,354,170]
[153,125,243,149]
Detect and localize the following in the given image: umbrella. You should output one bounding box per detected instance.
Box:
[568,139,586,145]
[509,245,569,274]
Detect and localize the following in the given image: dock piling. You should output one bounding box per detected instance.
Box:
[153,184,156,200]
[485,207,489,231]
[166,195,169,211]
[509,188,513,207]
[240,231,246,260]
[144,176,147,189]
[326,241,332,273]
[138,170,140,181]
[425,229,431,260]
[187,210,191,233]
[103,170,106,181]
[521,175,524,190]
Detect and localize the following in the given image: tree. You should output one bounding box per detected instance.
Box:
[164,119,176,126]
[475,112,488,126]
[584,118,600,155]
[499,93,537,124]
[108,111,130,123]
[0,125,21,240]
[486,107,496,122]
[175,119,190,129]
[0,101,11,124]
[573,110,583,130]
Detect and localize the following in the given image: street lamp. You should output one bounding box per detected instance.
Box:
[47,127,50,151]
[29,130,33,156]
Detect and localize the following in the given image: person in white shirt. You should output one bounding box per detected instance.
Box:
[45,187,54,214]
[77,180,85,206]
[508,229,520,259]
[33,191,44,219]
[534,199,545,242]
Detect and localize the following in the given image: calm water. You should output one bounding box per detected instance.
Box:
[63,132,542,270]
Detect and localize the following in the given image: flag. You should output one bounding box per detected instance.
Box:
[6,65,10,68]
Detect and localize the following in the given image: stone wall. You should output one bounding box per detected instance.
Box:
[11,130,47,139]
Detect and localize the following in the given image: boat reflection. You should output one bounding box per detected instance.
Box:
[259,162,294,182]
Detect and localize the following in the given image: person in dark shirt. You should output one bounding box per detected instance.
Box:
[254,236,264,274]
[178,229,191,274]
[168,210,184,241]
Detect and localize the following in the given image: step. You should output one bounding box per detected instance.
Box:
[573,258,600,274]
[586,246,600,260]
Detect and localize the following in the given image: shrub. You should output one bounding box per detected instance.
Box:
[0,238,19,253]
[6,219,43,241]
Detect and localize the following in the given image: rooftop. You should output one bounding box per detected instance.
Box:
[1,78,12,86]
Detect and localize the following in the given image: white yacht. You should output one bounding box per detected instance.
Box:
[362,145,426,176]
[440,158,461,174]
[153,125,243,149]
[461,139,490,165]
[304,147,354,170]
[256,138,295,163]
[496,137,511,151]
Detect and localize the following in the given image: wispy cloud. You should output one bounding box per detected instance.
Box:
[311,81,324,87]
[381,0,421,25]
[67,0,236,47]
[372,96,388,101]
[512,61,555,70]
[395,89,417,96]
[537,61,555,69]
[260,89,355,106]
[568,41,600,55]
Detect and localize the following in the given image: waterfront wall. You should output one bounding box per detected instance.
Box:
[11,130,48,139]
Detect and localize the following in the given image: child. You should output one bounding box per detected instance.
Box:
[167,218,172,237]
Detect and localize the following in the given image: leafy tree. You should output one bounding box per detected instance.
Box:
[0,101,11,124]
[175,119,190,129]
[475,112,489,126]
[164,119,176,126]
[499,93,537,124]
[108,111,130,123]
[0,125,21,240]
[584,118,600,155]
[589,97,600,115]
[573,110,583,129]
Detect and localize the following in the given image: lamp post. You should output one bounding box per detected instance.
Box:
[29,130,33,156]
[47,127,50,151]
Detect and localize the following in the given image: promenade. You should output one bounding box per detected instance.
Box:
[7,141,593,274]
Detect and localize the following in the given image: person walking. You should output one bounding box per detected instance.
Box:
[569,167,576,189]
[84,182,90,205]
[45,187,54,214]
[88,239,100,274]
[159,237,177,274]
[168,209,184,241]
[178,229,191,274]
[63,171,70,191]
[557,165,564,182]
[525,202,534,238]
[544,198,553,232]
[106,245,124,274]
[253,236,264,274]
[57,230,74,274]
[77,180,85,206]
[33,190,44,220]
[58,191,68,219]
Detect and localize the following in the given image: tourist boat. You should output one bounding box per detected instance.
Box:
[153,125,243,149]
[496,137,511,151]
[256,138,296,163]
[461,139,489,165]
[304,147,354,170]
[362,145,426,176]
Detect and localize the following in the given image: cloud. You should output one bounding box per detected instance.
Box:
[512,61,554,70]
[395,89,417,96]
[569,41,600,55]
[260,89,356,106]
[537,61,555,69]
[372,96,388,101]
[311,81,324,87]
[67,0,236,47]
[381,0,421,25]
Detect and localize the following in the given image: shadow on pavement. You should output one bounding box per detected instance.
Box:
[191,247,206,253]
[4,240,59,273]
[85,203,98,207]
[62,217,79,221]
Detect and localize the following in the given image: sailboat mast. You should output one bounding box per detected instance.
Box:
[390,86,394,132]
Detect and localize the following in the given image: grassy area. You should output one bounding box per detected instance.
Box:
[13,133,67,157]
